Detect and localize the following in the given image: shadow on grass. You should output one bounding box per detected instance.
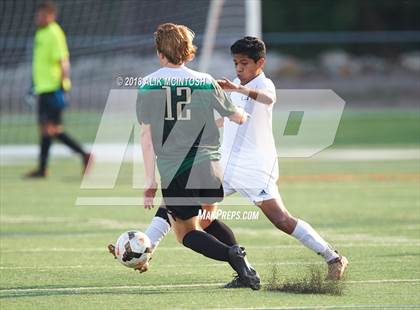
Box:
[265,265,345,296]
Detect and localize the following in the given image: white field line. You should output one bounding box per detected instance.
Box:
[1,215,419,243]
[75,198,419,208]
[2,257,420,271]
[2,215,419,239]
[1,241,420,255]
[1,279,419,294]
[208,305,420,310]
[0,261,326,270]
[310,148,420,161]
[1,215,419,240]
[0,215,149,230]
[1,145,419,165]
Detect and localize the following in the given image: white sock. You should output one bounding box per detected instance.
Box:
[145,216,171,250]
[291,219,339,263]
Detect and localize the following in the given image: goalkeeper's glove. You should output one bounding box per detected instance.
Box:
[24,86,36,108]
[62,77,72,92]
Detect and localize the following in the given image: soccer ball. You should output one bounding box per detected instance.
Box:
[114,231,152,269]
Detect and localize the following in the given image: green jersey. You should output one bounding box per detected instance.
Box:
[138,66,237,178]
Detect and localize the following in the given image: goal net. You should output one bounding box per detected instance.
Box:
[0,0,255,146]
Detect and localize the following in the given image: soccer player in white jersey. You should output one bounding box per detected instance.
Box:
[141,36,348,286]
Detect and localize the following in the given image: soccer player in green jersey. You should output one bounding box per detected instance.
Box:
[136,23,260,289]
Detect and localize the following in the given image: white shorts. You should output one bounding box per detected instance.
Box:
[222,171,281,205]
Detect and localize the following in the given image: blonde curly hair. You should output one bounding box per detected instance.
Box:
[154,23,197,65]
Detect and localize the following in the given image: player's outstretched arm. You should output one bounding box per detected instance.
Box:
[140,124,158,209]
[211,79,249,125]
[227,107,249,125]
[218,78,275,105]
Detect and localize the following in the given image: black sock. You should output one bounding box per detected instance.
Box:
[155,207,171,226]
[182,230,230,262]
[39,135,52,172]
[56,132,85,155]
[204,219,238,246]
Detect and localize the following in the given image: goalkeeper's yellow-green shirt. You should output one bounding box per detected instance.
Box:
[33,22,69,94]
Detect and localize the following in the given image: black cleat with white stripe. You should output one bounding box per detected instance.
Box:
[226,245,261,290]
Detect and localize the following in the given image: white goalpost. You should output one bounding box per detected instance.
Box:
[0,0,261,146]
[199,0,225,72]
[199,0,262,72]
[245,0,262,38]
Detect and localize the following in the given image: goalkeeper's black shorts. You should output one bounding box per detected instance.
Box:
[38,90,66,124]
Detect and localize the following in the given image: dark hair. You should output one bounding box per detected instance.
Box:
[230,36,266,62]
[37,1,57,14]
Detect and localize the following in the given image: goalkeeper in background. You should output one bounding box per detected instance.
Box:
[26,1,91,178]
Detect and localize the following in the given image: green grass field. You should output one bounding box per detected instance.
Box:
[1,156,419,309]
[1,108,419,147]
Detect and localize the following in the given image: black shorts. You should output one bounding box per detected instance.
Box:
[38,91,65,124]
[161,159,224,221]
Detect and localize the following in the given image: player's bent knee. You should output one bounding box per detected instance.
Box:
[171,218,199,243]
[45,124,58,136]
[199,218,213,230]
[168,219,186,243]
[200,204,217,229]
[174,233,184,244]
[172,227,189,243]
[51,125,62,136]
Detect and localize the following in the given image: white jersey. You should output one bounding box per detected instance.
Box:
[221,72,279,195]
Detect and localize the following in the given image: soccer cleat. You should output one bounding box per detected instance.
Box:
[224,266,259,289]
[82,153,93,175]
[326,253,348,280]
[24,169,47,178]
[224,274,246,288]
[227,245,261,290]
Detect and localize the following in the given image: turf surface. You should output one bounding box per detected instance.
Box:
[1,108,419,147]
[1,157,419,309]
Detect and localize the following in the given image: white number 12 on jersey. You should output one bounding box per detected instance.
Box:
[163,86,192,120]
